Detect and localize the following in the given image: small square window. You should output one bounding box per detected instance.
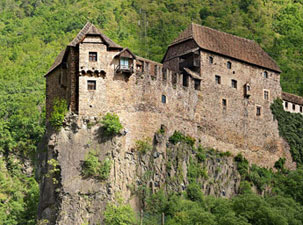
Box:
[194,79,201,90]
[256,106,261,116]
[215,75,221,84]
[264,71,268,78]
[285,101,288,109]
[293,104,296,111]
[209,56,214,64]
[222,99,227,109]
[89,52,98,62]
[87,80,96,90]
[227,61,232,69]
[162,95,166,104]
[264,90,269,100]
[231,79,237,89]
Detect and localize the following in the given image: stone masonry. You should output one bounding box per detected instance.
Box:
[45,22,297,169]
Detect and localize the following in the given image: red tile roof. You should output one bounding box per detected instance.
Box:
[170,23,281,73]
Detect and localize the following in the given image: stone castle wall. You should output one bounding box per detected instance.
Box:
[46,38,294,168]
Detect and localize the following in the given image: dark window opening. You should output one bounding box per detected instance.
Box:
[215,75,221,84]
[87,80,96,90]
[89,52,97,62]
[264,71,268,78]
[162,68,167,81]
[256,106,261,116]
[154,65,158,76]
[285,101,288,108]
[162,95,166,104]
[264,90,269,100]
[227,61,232,69]
[172,73,177,87]
[183,74,189,87]
[194,79,201,90]
[300,106,303,113]
[222,99,227,110]
[293,104,296,111]
[209,56,214,64]
[231,79,237,89]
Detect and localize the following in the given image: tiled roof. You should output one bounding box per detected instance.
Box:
[170,23,281,73]
[282,92,303,105]
[45,22,122,76]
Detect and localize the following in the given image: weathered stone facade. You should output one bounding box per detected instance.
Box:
[45,22,296,169]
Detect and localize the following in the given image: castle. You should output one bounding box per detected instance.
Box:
[45,22,303,168]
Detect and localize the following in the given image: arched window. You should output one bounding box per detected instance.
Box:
[264,71,268,78]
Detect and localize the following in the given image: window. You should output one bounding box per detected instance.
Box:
[244,83,251,98]
[89,52,97,62]
[183,74,189,87]
[285,101,288,109]
[227,61,232,69]
[293,104,296,111]
[120,57,129,69]
[231,79,237,89]
[222,99,227,110]
[209,56,214,64]
[172,73,177,87]
[264,90,269,100]
[215,75,221,84]
[162,95,166,104]
[194,79,201,90]
[300,106,303,113]
[87,80,96,90]
[264,71,268,78]
[154,65,158,76]
[256,106,261,116]
[162,68,167,81]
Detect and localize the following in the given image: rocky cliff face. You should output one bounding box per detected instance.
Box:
[37,114,241,225]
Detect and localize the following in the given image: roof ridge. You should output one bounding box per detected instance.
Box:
[191,23,256,44]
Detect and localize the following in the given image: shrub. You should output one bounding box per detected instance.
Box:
[169,131,195,146]
[186,182,204,202]
[136,138,153,154]
[234,154,249,179]
[195,145,206,162]
[49,98,68,130]
[274,158,286,171]
[104,201,137,225]
[100,113,123,136]
[82,151,111,181]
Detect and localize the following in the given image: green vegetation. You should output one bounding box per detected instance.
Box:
[1,0,303,223]
[169,131,195,146]
[135,138,153,154]
[82,150,111,181]
[0,158,39,225]
[100,113,123,136]
[46,158,60,185]
[49,98,68,130]
[104,199,137,225]
[271,99,303,166]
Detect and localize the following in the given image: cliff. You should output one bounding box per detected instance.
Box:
[37,114,242,224]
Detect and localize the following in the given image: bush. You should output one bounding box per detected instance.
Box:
[234,154,249,179]
[82,151,111,181]
[136,138,153,154]
[169,131,195,146]
[100,113,123,136]
[195,145,206,162]
[104,201,137,225]
[49,98,68,130]
[274,158,286,171]
[186,183,204,202]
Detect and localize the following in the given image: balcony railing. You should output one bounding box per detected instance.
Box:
[116,64,134,74]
